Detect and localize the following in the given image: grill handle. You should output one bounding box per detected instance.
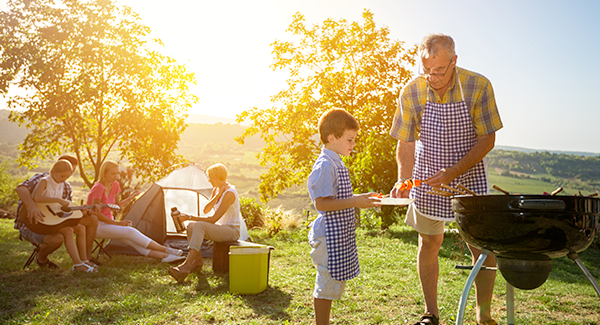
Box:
[518,199,566,210]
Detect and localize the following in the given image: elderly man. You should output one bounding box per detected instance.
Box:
[390,34,503,325]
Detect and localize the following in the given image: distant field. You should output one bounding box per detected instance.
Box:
[488,168,593,196]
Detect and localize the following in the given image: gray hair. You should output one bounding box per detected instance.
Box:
[418,33,455,59]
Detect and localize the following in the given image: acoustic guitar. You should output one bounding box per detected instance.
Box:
[20,202,120,234]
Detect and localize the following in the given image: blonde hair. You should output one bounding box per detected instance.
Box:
[51,160,73,174]
[58,154,78,168]
[99,160,119,183]
[206,163,228,181]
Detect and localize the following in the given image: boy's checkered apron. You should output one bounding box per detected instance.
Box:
[323,156,360,281]
[411,74,489,220]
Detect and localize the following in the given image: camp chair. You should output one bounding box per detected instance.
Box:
[20,235,41,270]
[92,239,112,260]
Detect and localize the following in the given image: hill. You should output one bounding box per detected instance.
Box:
[3,110,600,213]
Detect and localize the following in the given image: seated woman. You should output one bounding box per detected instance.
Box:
[168,163,241,283]
[87,160,184,263]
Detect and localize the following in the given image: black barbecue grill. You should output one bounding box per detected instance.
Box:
[451,194,600,325]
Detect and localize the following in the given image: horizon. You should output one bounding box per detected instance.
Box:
[184,112,600,156]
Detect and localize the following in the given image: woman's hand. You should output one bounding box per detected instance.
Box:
[116,220,132,227]
[214,183,230,201]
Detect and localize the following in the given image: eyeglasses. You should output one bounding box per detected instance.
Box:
[420,58,454,78]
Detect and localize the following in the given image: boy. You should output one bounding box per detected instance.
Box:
[307,108,380,324]
[16,154,99,268]
[32,160,97,272]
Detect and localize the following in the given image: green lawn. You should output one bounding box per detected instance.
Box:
[1,218,599,324]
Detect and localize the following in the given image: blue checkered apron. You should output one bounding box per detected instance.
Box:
[323,156,360,281]
[411,74,489,220]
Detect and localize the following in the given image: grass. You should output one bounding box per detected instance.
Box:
[1,218,599,324]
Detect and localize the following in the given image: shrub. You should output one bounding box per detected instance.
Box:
[359,208,382,230]
[0,162,21,213]
[263,206,303,236]
[239,196,265,229]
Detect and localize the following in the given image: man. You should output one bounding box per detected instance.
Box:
[390,34,502,325]
[15,154,99,268]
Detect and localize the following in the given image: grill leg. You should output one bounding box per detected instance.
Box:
[568,252,600,297]
[455,249,491,325]
[506,282,515,325]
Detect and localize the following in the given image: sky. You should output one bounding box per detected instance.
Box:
[2,0,600,153]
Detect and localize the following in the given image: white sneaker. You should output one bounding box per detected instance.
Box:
[162,254,185,263]
[165,247,184,256]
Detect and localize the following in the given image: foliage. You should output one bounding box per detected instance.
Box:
[239,196,266,229]
[235,10,417,203]
[358,207,382,230]
[0,162,21,211]
[0,0,197,188]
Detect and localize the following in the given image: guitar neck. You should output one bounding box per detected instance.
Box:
[70,204,115,211]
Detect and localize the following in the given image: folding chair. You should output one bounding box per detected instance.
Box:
[92,239,112,260]
[20,235,41,270]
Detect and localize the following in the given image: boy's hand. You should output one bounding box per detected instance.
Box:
[354,193,381,209]
[59,199,71,207]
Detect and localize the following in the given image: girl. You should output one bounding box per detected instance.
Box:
[87,160,183,262]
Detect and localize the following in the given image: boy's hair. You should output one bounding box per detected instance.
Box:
[51,160,73,174]
[99,160,119,183]
[318,108,359,144]
[206,163,228,181]
[58,154,78,168]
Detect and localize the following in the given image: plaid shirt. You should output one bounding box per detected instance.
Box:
[14,173,73,230]
[390,66,503,141]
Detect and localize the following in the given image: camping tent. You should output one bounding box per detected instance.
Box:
[104,163,249,254]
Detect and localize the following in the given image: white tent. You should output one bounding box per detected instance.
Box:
[106,163,249,251]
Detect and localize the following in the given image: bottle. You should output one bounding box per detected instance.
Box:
[171,207,185,233]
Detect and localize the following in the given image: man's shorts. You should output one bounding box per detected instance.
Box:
[404,204,445,236]
[309,236,346,300]
[19,226,45,245]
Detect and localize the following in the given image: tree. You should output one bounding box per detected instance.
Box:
[0,0,197,187]
[235,10,417,203]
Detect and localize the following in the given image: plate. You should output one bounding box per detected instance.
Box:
[375,198,415,206]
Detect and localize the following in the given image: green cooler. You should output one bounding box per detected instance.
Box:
[229,244,274,294]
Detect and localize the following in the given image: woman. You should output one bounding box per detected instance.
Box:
[168,163,241,282]
[87,160,184,262]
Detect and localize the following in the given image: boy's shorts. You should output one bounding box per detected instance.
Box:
[309,236,346,300]
[404,204,445,236]
[19,226,45,245]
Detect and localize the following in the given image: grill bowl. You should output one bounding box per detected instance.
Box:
[452,195,599,260]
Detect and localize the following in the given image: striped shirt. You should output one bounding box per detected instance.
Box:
[390,67,503,141]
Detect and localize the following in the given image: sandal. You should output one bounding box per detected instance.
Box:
[72,263,97,273]
[414,312,439,325]
[168,266,189,283]
[35,257,59,269]
[82,260,99,269]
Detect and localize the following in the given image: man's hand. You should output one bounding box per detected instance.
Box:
[425,167,458,188]
[390,187,410,199]
[26,205,45,225]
